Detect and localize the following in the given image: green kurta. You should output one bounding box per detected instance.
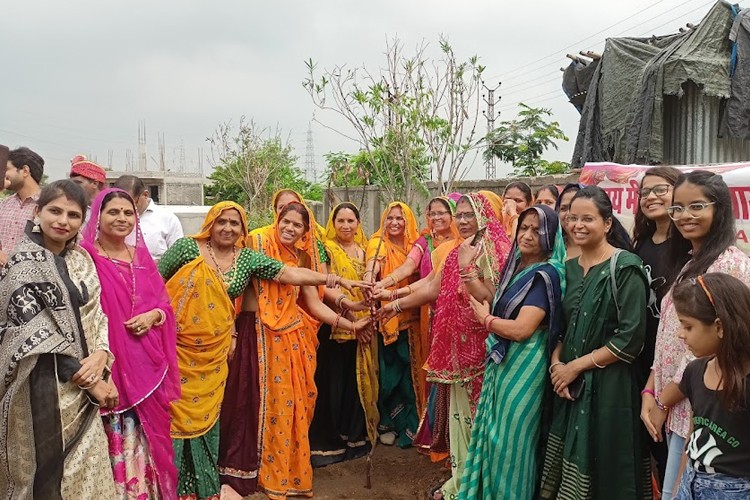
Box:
[540,252,652,500]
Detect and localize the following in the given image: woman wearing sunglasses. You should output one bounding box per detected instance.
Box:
[641,170,750,500]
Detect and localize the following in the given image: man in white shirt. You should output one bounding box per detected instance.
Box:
[114,175,184,262]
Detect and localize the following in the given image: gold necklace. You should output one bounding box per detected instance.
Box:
[579,245,610,271]
[207,239,238,287]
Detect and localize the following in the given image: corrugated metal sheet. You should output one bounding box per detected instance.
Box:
[663,81,750,165]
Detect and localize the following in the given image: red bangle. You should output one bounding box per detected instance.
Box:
[640,388,656,397]
[482,313,492,327]
[487,317,498,331]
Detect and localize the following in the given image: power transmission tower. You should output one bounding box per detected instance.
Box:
[482,81,501,179]
[305,123,317,182]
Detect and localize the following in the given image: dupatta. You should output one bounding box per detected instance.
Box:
[426,192,512,408]
[489,205,567,364]
[0,227,96,498]
[366,201,419,345]
[164,201,246,438]
[81,188,179,497]
[252,202,323,334]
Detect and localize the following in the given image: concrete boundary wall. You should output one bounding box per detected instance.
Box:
[323,173,580,236]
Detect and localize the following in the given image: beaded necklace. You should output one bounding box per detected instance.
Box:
[207,239,238,288]
[97,238,136,317]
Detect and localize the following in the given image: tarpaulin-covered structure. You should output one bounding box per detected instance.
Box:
[568,1,750,168]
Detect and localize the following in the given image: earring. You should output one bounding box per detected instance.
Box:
[32,218,41,233]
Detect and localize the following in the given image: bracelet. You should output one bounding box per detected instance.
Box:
[548,361,565,374]
[590,352,605,369]
[326,274,341,288]
[78,379,99,391]
[333,313,342,330]
[640,388,656,398]
[487,317,498,331]
[392,299,403,314]
[482,313,493,328]
[335,294,348,310]
[655,395,669,411]
[389,275,398,287]
[406,285,413,296]
[153,308,167,327]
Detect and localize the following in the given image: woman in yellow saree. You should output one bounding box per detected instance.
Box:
[366,201,422,448]
[159,201,368,500]
[309,202,379,467]
[250,201,371,499]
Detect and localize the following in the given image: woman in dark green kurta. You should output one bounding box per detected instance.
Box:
[540,187,652,500]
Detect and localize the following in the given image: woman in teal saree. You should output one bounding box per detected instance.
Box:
[459,204,566,499]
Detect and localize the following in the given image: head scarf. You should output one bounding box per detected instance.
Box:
[426,192,512,409]
[80,188,179,496]
[252,201,323,332]
[193,201,248,248]
[489,204,567,363]
[70,154,107,184]
[366,202,420,344]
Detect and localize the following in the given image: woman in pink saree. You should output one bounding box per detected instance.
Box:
[81,188,180,499]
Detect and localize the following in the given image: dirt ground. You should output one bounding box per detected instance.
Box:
[247,445,450,499]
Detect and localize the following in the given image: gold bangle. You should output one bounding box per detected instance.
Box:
[590,351,605,369]
[406,285,413,295]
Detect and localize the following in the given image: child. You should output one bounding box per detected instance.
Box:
[655,273,750,498]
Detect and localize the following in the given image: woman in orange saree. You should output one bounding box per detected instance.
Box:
[250,201,371,499]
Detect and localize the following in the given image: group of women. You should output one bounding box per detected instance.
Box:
[1,169,748,500]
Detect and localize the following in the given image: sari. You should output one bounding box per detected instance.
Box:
[159,202,284,500]
[251,202,323,500]
[0,225,115,499]
[81,188,180,499]
[366,202,422,448]
[309,205,378,467]
[460,205,566,500]
[411,194,461,456]
[427,192,512,499]
[539,250,652,500]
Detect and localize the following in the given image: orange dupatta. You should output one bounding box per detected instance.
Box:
[166,201,247,438]
[365,201,420,345]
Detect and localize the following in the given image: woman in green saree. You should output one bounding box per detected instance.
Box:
[459,204,566,499]
[540,186,652,500]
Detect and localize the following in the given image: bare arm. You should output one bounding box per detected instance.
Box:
[300,286,368,331]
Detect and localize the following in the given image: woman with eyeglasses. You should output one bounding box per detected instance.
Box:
[365,202,422,448]
[641,170,750,500]
[540,186,653,500]
[373,194,461,458]
[555,183,585,260]
[631,167,688,492]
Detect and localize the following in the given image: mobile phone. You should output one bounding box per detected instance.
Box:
[568,376,585,400]
[470,227,487,247]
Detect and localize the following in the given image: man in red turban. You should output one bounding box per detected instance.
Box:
[69,154,107,205]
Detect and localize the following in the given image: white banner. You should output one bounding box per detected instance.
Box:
[579,162,750,255]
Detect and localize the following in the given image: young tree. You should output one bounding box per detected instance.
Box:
[205,118,319,227]
[484,103,570,177]
[304,36,484,204]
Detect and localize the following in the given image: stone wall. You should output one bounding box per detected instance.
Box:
[324,173,580,235]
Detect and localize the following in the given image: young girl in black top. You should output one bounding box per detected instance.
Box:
[659,273,750,498]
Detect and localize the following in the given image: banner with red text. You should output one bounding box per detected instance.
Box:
[580,162,750,255]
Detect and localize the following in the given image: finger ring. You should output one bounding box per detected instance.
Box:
[88,374,95,382]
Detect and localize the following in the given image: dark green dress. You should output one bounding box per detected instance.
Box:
[540,251,653,500]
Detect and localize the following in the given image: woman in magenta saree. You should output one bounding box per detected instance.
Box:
[81,188,180,499]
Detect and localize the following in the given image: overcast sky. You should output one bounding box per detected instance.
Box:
[2,0,740,183]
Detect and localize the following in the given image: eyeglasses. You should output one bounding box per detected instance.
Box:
[565,215,601,224]
[428,211,450,219]
[639,184,671,198]
[666,202,715,220]
[454,212,476,222]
